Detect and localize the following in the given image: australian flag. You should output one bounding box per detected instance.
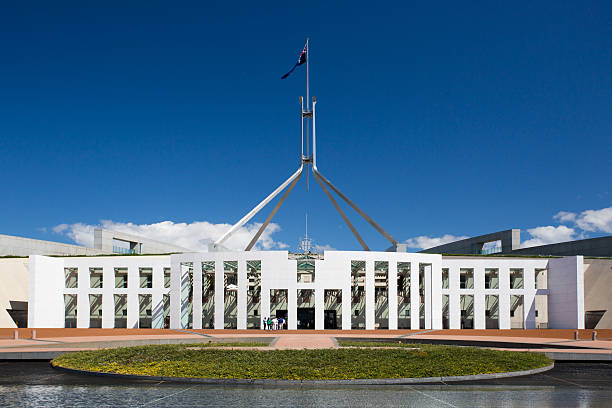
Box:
[281,42,307,79]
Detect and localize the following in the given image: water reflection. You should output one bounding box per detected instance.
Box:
[1,384,611,407]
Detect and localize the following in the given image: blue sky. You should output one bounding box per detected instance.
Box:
[1,1,611,252]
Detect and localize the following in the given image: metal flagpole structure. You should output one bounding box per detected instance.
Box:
[305,38,310,191]
[212,38,400,252]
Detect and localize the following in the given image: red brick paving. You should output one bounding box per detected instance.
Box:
[1,328,610,341]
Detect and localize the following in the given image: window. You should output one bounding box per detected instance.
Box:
[297,256,316,283]
[115,268,128,288]
[164,268,171,288]
[460,269,474,289]
[140,268,153,289]
[351,260,366,329]
[65,268,78,288]
[485,269,498,289]
[441,268,449,289]
[64,294,77,328]
[90,268,103,288]
[510,269,524,289]
[89,294,102,328]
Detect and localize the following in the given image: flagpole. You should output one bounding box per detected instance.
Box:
[305,37,310,191]
[306,38,310,111]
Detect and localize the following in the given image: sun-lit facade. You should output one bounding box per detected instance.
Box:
[28,251,586,330]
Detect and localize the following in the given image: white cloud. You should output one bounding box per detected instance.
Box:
[573,206,612,233]
[53,219,288,252]
[404,234,469,250]
[521,225,576,248]
[553,211,577,223]
[312,243,336,252]
[552,205,612,235]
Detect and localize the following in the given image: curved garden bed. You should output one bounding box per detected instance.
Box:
[51,342,553,382]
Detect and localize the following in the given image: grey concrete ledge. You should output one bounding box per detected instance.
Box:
[546,352,612,361]
[0,351,65,360]
[52,363,554,386]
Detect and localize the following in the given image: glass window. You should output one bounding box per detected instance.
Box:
[510,269,524,289]
[65,268,78,288]
[115,268,128,288]
[164,268,171,289]
[441,268,449,289]
[460,268,474,289]
[89,268,103,288]
[485,269,498,289]
[397,262,411,329]
[139,268,153,289]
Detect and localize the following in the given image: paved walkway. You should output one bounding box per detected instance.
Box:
[1,328,612,359]
[272,334,336,349]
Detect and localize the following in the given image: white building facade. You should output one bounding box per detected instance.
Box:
[28,251,585,330]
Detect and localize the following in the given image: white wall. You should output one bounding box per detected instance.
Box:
[548,256,585,329]
[26,252,586,330]
[440,257,548,330]
[28,255,65,328]
[0,258,29,328]
[28,255,171,328]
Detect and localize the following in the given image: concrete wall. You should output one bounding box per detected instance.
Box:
[0,258,29,328]
[93,228,192,254]
[419,229,612,257]
[421,230,520,255]
[28,256,65,328]
[0,234,104,256]
[548,256,585,329]
[584,258,612,329]
[1,229,192,257]
[512,236,612,257]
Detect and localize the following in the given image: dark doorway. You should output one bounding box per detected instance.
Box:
[324,310,337,329]
[7,301,27,328]
[275,309,288,321]
[297,308,315,329]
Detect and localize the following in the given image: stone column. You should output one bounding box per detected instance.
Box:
[127,265,139,329]
[424,264,432,329]
[237,260,247,330]
[473,266,485,329]
[365,260,375,330]
[214,260,224,329]
[388,261,398,330]
[315,289,324,330]
[410,261,420,329]
[102,266,114,328]
[498,266,511,329]
[192,261,202,329]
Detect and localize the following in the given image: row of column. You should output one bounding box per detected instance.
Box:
[170,259,436,330]
[442,265,540,329]
[66,265,168,328]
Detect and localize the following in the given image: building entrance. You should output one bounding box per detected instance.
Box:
[297,308,315,329]
[275,309,288,321]
[324,310,337,329]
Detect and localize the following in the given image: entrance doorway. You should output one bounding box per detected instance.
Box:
[324,310,337,329]
[275,309,288,321]
[297,308,314,329]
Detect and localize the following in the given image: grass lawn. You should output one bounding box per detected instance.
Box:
[51,342,552,380]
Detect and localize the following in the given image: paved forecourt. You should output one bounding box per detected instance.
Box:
[1,328,612,360]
